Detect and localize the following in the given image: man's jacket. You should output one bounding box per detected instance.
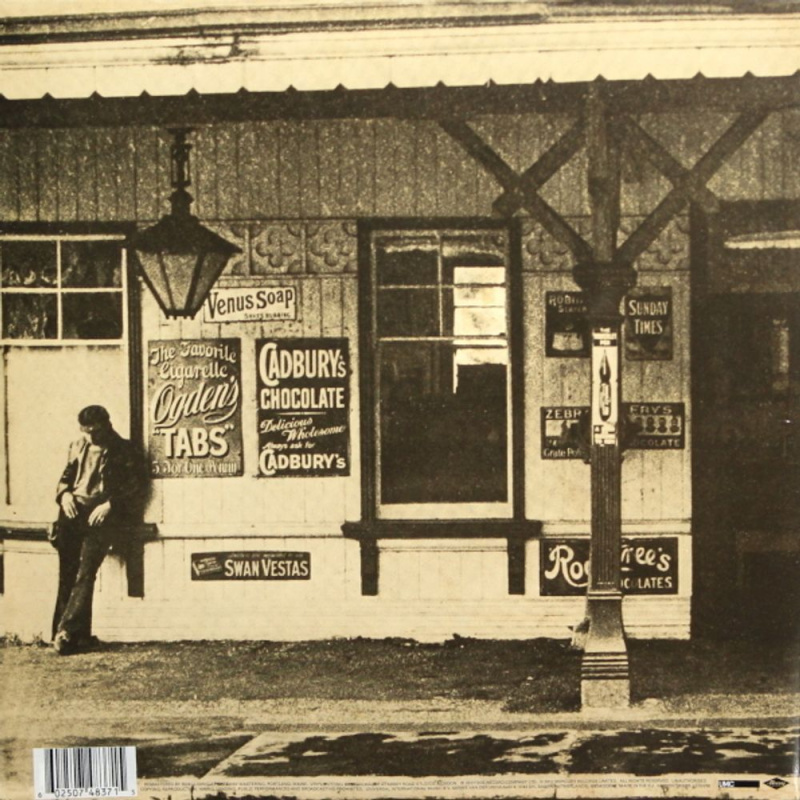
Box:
[55,431,145,522]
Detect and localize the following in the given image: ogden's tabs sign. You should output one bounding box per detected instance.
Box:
[256,338,350,477]
[147,339,244,478]
[203,285,297,323]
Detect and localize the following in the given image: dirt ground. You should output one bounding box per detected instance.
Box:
[2,635,799,799]
[2,633,799,713]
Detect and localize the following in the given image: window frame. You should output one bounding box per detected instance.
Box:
[0,232,128,346]
[0,221,144,448]
[358,218,525,525]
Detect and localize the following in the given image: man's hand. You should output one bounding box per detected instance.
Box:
[60,491,78,519]
[88,500,111,527]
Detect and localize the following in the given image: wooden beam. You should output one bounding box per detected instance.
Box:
[438,118,520,192]
[618,108,770,265]
[493,114,586,217]
[618,115,719,214]
[0,75,796,130]
[587,88,620,263]
[440,117,592,261]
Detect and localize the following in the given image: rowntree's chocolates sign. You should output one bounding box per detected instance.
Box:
[256,338,350,477]
[540,537,679,595]
[147,339,243,478]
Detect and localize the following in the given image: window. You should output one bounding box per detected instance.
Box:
[709,293,800,401]
[0,235,126,344]
[370,226,513,519]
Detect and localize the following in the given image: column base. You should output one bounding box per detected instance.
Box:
[580,591,630,709]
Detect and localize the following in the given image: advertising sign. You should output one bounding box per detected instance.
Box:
[591,327,619,445]
[541,406,589,459]
[148,339,243,478]
[540,537,679,595]
[626,402,685,450]
[545,291,590,357]
[256,338,350,477]
[191,551,311,580]
[625,286,673,360]
[203,285,298,324]
[541,403,686,458]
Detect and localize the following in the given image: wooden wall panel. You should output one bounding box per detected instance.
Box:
[317,121,342,217]
[95,128,119,221]
[131,127,159,222]
[413,119,438,217]
[37,130,59,221]
[17,130,39,222]
[1,111,799,225]
[191,125,217,220]
[374,119,401,216]
[0,133,17,221]
[297,122,322,218]
[215,125,241,220]
[115,129,138,222]
[277,120,302,218]
[75,129,98,221]
[55,131,79,221]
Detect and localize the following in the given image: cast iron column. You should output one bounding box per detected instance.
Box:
[574,262,635,708]
[573,88,636,708]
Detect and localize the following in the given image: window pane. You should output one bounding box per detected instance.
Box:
[454,307,506,337]
[379,341,508,503]
[453,266,505,285]
[62,293,123,339]
[442,233,506,266]
[62,240,123,288]
[454,285,506,306]
[377,288,439,337]
[2,294,57,339]
[376,240,438,285]
[1,241,56,288]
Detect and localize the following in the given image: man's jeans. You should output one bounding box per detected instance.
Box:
[52,507,112,642]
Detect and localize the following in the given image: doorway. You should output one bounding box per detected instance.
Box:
[691,202,800,638]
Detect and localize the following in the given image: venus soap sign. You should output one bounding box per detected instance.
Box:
[148,339,244,478]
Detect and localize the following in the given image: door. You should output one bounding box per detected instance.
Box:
[692,203,800,637]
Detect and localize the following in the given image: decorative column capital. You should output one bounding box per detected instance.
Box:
[572,260,637,323]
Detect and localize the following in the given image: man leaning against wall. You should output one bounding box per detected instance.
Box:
[49,405,145,655]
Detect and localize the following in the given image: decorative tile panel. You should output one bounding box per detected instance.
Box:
[306,221,358,274]
[521,218,591,273]
[250,222,305,274]
[522,216,689,273]
[625,215,690,272]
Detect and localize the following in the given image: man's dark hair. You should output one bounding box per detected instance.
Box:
[78,405,110,426]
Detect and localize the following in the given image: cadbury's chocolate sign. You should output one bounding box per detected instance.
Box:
[147,339,243,478]
[256,338,350,477]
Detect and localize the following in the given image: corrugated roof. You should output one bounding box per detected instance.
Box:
[0,4,797,100]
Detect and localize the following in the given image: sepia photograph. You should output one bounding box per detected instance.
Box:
[0,1,798,798]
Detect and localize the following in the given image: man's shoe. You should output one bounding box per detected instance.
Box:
[52,631,73,655]
[74,634,101,651]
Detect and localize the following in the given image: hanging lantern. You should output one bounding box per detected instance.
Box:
[130,128,241,318]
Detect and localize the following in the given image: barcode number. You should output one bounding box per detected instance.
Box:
[33,746,137,799]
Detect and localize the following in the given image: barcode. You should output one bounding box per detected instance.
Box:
[33,746,137,798]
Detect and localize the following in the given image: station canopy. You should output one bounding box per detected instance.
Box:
[0,1,798,101]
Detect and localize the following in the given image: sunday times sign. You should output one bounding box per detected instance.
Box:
[256,338,350,477]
